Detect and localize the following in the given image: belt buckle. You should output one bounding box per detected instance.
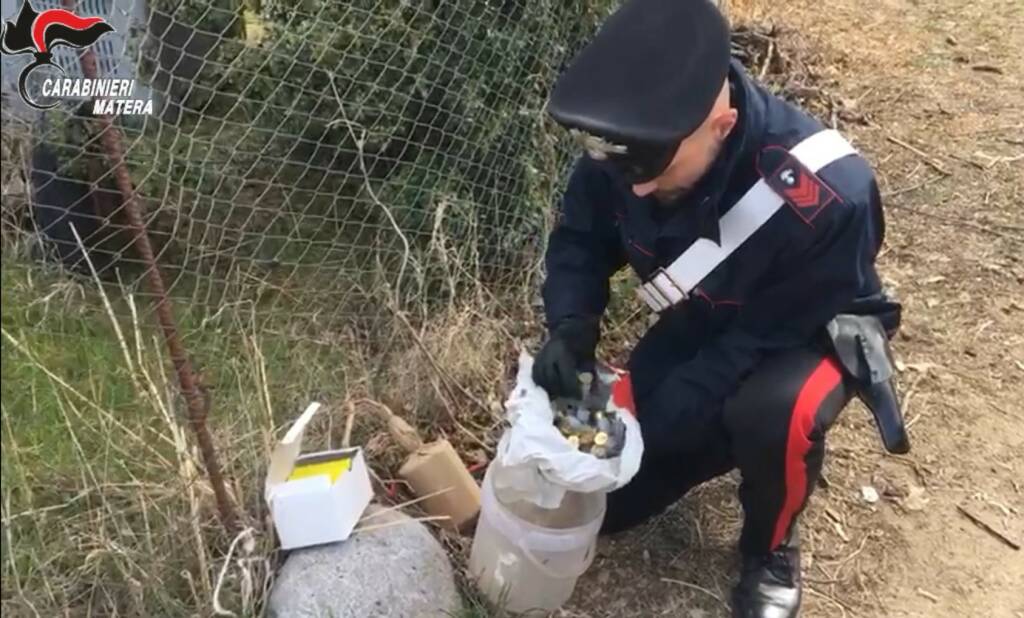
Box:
[636,285,666,312]
[640,268,688,313]
[651,267,688,305]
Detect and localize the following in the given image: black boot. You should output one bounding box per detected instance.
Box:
[732,528,802,618]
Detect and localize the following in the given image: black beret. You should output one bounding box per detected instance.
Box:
[548,0,731,152]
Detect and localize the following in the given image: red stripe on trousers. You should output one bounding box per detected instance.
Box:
[770,357,843,549]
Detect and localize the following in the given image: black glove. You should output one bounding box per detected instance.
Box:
[532,317,599,400]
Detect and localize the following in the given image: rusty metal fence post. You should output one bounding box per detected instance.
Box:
[63,0,239,534]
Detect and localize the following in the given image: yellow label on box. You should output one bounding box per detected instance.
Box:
[288,453,353,484]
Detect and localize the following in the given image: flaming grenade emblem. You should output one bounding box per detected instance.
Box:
[1,1,114,109]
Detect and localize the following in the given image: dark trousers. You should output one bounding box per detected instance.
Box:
[601,322,852,555]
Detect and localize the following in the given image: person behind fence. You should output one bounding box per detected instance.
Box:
[531,0,910,616]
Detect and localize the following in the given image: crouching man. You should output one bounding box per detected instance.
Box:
[532,1,909,615]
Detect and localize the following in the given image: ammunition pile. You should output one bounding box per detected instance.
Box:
[552,372,627,459]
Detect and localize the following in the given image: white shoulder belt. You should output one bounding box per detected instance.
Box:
[637,129,858,312]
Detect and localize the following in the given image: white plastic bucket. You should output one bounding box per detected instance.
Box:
[468,462,606,615]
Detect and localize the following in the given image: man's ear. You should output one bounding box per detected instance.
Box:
[711,108,738,141]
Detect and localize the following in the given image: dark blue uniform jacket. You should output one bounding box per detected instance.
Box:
[542,60,900,443]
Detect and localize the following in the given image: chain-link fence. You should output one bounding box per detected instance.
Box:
[2,0,782,540]
[3,0,624,344]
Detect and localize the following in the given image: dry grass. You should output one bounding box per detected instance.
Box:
[4,1,1021,617]
[0,12,860,617]
[2,292,271,615]
[0,103,32,239]
[0,234,535,616]
[724,0,771,22]
[1,82,536,613]
[0,10,826,617]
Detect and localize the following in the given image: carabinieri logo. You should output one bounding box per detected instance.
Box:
[2,0,151,114]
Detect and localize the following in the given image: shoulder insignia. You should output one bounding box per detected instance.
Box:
[757,145,842,224]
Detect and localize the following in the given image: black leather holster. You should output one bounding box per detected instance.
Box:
[826,314,911,454]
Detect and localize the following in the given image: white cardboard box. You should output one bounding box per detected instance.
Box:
[264,402,373,549]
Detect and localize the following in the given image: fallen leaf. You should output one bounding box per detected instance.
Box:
[905,362,942,373]
[902,485,929,512]
[883,482,910,500]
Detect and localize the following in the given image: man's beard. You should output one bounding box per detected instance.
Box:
[651,140,725,206]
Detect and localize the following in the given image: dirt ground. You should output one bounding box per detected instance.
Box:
[556,0,1024,616]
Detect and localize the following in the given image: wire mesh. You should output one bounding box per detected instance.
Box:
[2,0,619,340]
